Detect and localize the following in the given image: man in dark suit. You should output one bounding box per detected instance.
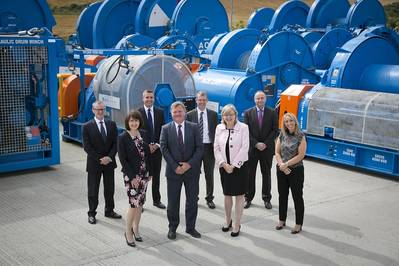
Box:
[186,91,218,209]
[244,91,278,209]
[160,101,203,240]
[138,89,166,209]
[82,101,122,224]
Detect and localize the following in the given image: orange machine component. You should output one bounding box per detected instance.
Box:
[86,55,106,66]
[279,84,315,128]
[58,73,96,118]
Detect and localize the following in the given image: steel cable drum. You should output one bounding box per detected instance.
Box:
[247,7,275,30]
[0,0,55,33]
[93,0,141,49]
[269,0,309,33]
[76,1,102,49]
[169,0,229,54]
[135,0,178,40]
[345,0,386,29]
[312,28,353,69]
[247,31,314,74]
[325,29,399,92]
[93,55,195,127]
[305,87,399,151]
[210,28,261,70]
[306,0,350,28]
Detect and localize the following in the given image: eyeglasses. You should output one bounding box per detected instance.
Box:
[93,108,105,111]
[222,114,235,117]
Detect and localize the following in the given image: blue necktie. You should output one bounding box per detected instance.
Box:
[147,108,154,143]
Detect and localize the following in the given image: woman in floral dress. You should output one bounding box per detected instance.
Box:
[118,110,152,247]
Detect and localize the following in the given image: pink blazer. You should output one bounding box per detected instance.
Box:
[214,121,249,168]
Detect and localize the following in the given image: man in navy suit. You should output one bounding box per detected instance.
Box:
[160,101,203,240]
[82,101,122,224]
[138,90,166,209]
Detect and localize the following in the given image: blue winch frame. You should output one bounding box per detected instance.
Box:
[0,34,61,173]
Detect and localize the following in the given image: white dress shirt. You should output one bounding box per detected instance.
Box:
[94,117,107,135]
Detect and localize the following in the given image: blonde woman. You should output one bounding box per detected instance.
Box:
[214,104,249,237]
[275,113,307,234]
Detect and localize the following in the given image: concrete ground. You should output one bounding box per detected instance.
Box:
[0,138,398,266]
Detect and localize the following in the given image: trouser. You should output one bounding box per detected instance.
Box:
[277,165,305,225]
[202,144,215,202]
[87,168,115,216]
[167,174,199,231]
[150,151,162,203]
[246,152,273,202]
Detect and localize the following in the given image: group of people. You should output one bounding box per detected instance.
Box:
[82,89,307,247]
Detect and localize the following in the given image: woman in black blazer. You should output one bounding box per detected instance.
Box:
[118,110,152,247]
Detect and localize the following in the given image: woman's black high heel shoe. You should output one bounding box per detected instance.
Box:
[132,229,143,242]
[222,220,233,232]
[275,222,286,230]
[231,225,241,237]
[124,233,136,247]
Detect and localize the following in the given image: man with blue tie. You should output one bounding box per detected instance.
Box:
[160,102,203,240]
[138,90,166,209]
[82,101,122,224]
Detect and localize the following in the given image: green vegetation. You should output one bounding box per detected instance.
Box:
[52,3,88,15]
[385,2,399,30]
[50,1,399,39]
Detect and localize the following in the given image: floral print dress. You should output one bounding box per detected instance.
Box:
[124,136,149,208]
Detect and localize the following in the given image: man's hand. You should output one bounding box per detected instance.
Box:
[175,165,184,175]
[255,142,267,151]
[179,162,191,173]
[100,156,112,165]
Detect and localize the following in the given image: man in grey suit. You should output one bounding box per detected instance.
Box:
[160,101,203,240]
[186,91,218,209]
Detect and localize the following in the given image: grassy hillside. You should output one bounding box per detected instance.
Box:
[49,0,399,39]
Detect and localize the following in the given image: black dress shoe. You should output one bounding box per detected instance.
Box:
[222,220,232,232]
[206,201,216,209]
[124,233,136,247]
[275,222,286,230]
[132,229,143,242]
[185,228,201,238]
[167,230,176,240]
[231,225,241,237]
[244,201,251,209]
[264,201,272,209]
[105,211,122,219]
[88,216,96,224]
[153,202,166,209]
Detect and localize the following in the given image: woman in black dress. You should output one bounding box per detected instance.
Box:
[214,104,249,237]
[118,110,152,247]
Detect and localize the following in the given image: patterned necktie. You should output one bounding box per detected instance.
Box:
[177,124,184,159]
[100,121,107,142]
[258,109,263,129]
[199,111,204,140]
[147,108,154,143]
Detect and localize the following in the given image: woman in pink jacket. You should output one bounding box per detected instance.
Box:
[214,104,249,237]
